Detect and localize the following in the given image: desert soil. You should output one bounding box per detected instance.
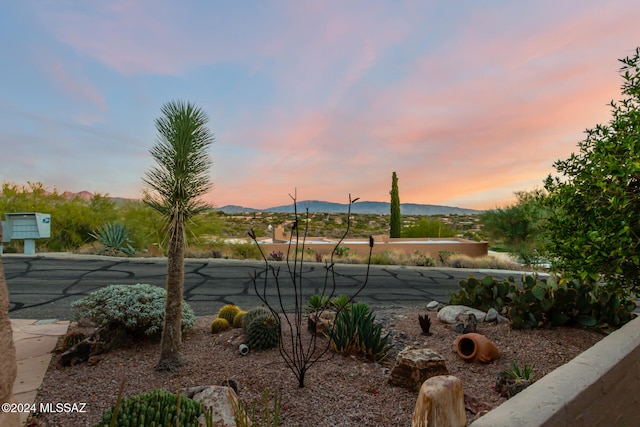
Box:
[32,304,604,427]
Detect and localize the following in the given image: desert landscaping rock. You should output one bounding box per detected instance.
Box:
[388,348,449,391]
[437,305,487,324]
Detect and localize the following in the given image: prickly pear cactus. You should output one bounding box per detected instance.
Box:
[210,317,230,334]
[233,310,247,328]
[94,389,202,427]
[246,313,280,351]
[242,307,272,334]
[217,304,241,324]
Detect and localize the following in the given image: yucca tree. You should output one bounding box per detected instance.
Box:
[143,100,214,371]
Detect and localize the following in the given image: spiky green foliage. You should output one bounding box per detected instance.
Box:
[233,310,247,328]
[242,307,272,334]
[142,100,214,371]
[71,284,195,336]
[233,388,281,427]
[305,295,330,313]
[504,361,537,382]
[327,302,392,361]
[94,389,202,427]
[330,295,351,312]
[390,171,401,238]
[246,314,280,351]
[90,222,136,256]
[211,318,230,334]
[218,304,241,324]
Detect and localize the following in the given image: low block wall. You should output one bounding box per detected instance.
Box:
[471,315,640,426]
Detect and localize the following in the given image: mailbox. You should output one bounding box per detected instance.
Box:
[3,212,51,255]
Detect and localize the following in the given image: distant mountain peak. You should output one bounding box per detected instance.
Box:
[216,200,480,215]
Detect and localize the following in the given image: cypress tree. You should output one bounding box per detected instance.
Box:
[390,171,401,238]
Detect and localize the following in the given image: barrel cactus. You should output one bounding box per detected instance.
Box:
[242,307,272,334]
[94,389,202,427]
[246,313,280,351]
[232,310,247,328]
[217,304,241,324]
[211,318,230,334]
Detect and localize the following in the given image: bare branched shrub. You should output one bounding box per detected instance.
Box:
[249,192,374,388]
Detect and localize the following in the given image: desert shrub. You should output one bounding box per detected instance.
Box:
[370,251,394,265]
[231,242,261,259]
[71,283,196,336]
[442,254,522,270]
[407,251,436,267]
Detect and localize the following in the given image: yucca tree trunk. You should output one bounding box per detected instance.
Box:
[156,220,185,371]
[0,223,20,426]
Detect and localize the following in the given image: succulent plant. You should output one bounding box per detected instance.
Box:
[327,302,392,362]
[232,310,247,328]
[62,331,87,351]
[94,389,202,427]
[246,313,280,351]
[217,304,241,324]
[305,295,330,313]
[418,314,432,336]
[242,307,272,334]
[211,317,230,334]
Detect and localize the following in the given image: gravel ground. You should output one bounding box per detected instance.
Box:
[31,304,604,426]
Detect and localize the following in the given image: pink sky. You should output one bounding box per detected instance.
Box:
[2,1,640,209]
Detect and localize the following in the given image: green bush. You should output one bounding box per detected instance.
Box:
[72,283,195,336]
[449,274,636,329]
[327,302,392,361]
[95,389,202,427]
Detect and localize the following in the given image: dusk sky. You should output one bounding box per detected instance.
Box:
[2,1,639,210]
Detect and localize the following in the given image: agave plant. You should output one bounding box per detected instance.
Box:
[90,222,136,256]
[327,302,393,361]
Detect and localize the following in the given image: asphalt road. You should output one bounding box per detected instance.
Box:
[3,254,525,320]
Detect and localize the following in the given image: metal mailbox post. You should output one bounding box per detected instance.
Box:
[2,213,51,255]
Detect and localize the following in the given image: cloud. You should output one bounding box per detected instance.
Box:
[43,59,107,115]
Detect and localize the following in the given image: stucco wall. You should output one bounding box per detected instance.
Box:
[471,314,640,426]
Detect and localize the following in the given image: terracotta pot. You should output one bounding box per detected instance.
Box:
[454,333,500,363]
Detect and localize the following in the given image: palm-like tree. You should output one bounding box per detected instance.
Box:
[143,100,214,371]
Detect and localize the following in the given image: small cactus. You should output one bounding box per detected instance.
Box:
[218,304,241,324]
[242,307,272,334]
[233,310,247,328]
[246,313,280,351]
[95,389,202,427]
[62,331,86,351]
[211,318,230,334]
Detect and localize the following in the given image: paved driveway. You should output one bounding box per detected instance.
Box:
[4,254,525,319]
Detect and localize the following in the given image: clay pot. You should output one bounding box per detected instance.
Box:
[454,333,500,363]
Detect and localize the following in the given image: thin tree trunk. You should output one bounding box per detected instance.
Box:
[156,220,185,371]
[0,223,20,426]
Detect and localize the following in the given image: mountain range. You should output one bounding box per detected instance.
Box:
[216,200,481,215]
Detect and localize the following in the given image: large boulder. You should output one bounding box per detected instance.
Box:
[437,305,487,324]
[411,375,467,427]
[388,348,449,391]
